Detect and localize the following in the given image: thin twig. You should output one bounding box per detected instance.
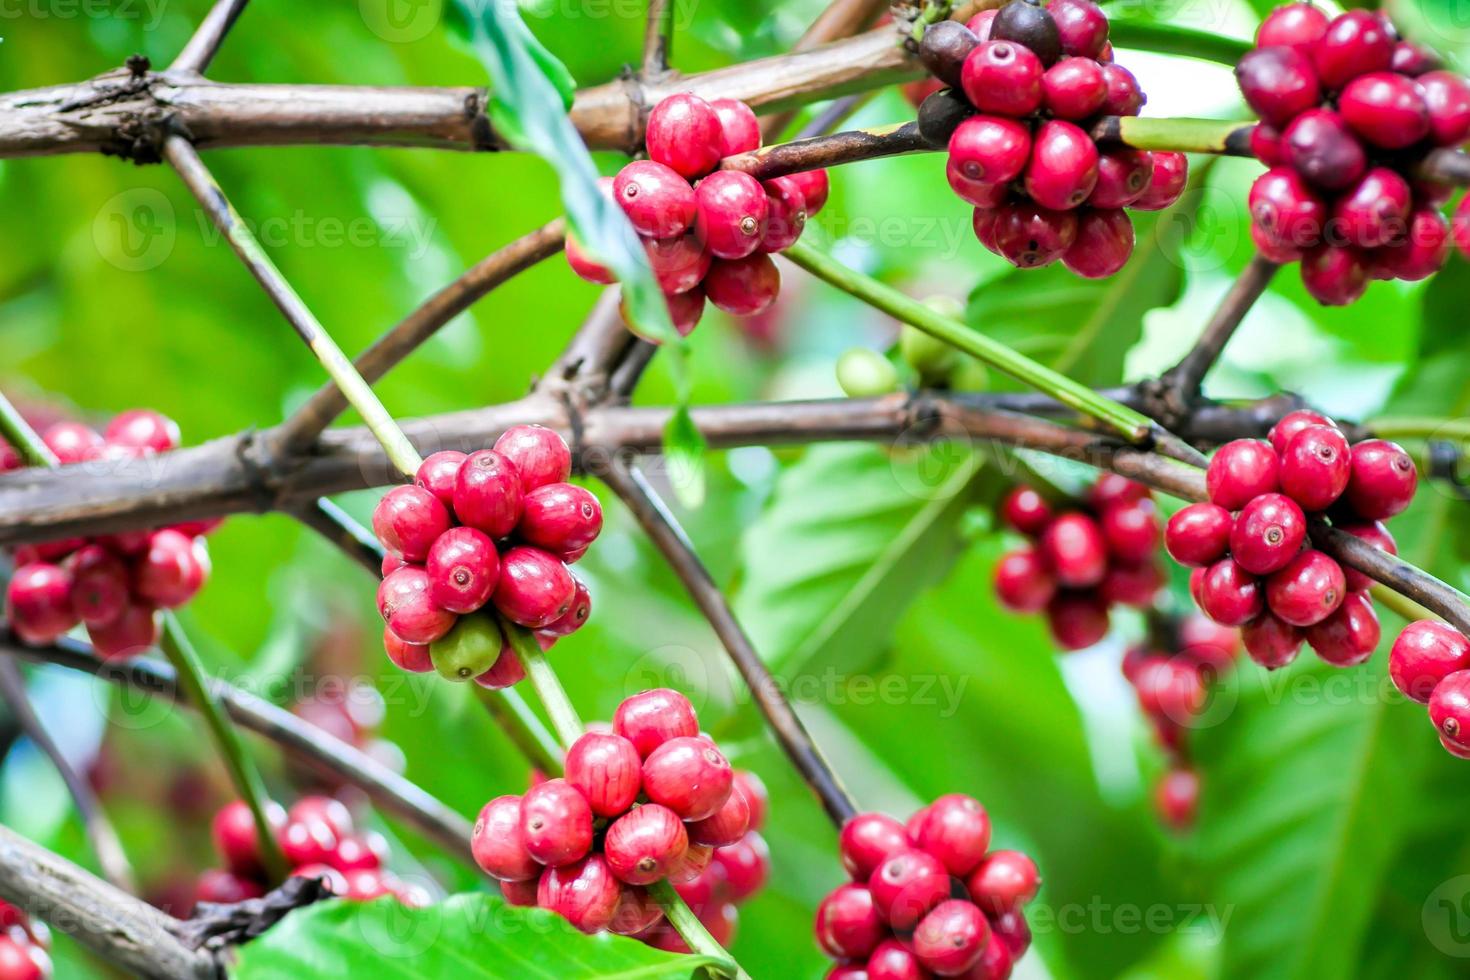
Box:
[171,0,251,75]
[293,499,383,573]
[599,458,860,826]
[642,0,676,76]
[759,0,895,138]
[0,660,136,893]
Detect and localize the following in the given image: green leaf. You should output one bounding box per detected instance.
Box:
[664,404,708,509]
[233,894,723,978]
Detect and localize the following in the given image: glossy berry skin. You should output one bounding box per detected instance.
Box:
[135,530,210,609]
[105,409,179,453]
[867,848,951,931]
[1000,486,1052,535]
[1063,208,1133,278]
[688,785,750,847]
[1331,168,1412,250]
[540,578,592,636]
[732,770,768,831]
[1338,522,1397,592]
[962,41,1044,117]
[759,176,808,252]
[565,732,642,817]
[454,449,524,539]
[918,20,980,89]
[913,899,989,976]
[1420,71,1470,146]
[1268,410,1336,457]
[642,736,733,821]
[1099,63,1145,116]
[949,116,1032,186]
[42,421,101,464]
[518,483,602,560]
[994,548,1056,613]
[1249,167,1326,249]
[1429,670,1470,752]
[1279,425,1351,511]
[710,98,760,156]
[493,425,572,493]
[911,793,991,877]
[657,288,706,338]
[212,799,286,878]
[1243,613,1303,670]
[493,546,574,629]
[1393,41,1441,77]
[604,804,689,886]
[1258,2,1327,48]
[1133,151,1188,211]
[1024,120,1099,211]
[10,561,82,645]
[967,850,1041,916]
[1305,592,1380,667]
[705,253,781,316]
[378,566,456,645]
[1390,621,1470,702]
[539,855,622,934]
[1284,110,1366,192]
[1042,57,1107,120]
[867,939,927,980]
[1046,0,1107,58]
[66,545,129,628]
[1339,72,1429,150]
[372,485,451,563]
[815,884,885,960]
[1165,503,1234,567]
[565,233,614,285]
[415,450,467,506]
[643,231,709,294]
[1266,550,1345,627]
[1312,11,1394,90]
[613,689,698,759]
[614,161,697,239]
[1230,493,1306,576]
[1208,440,1280,511]
[1092,476,1150,510]
[1047,592,1110,650]
[696,172,769,260]
[990,0,1062,65]
[788,169,831,216]
[1376,209,1451,282]
[519,778,593,868]
[1040,512,1108,588]
[950,167,1008,209]
[1235,46,1321,127]
[1089,149,1154,209]
[1198,557,1264,627]
[646,93,723,179]
[1344,439,1417,520]
[991,202,1077,269]
[840,813,909,881]
[426,527,499,615]
[1301,245,1368,307]
[89,602,161,659]
[1098,500,1158,564]
[711,831,769,901]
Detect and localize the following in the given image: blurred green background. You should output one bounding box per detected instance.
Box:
[2,0,1470,976]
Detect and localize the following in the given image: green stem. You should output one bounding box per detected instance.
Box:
[1370,583,1435,624]
[1115,116,1253,154]
[1366,417,1470,442]
[1106,21,1252,67]
[499,619,584,750]
[648,880,748,979]
[473,686,564,776]
[0,398,56,467]
[160,615,289,881]
[783,238,1155,442]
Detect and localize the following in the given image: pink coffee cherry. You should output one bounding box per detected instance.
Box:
[565,232,615,285]
[565,732,642,818]
[732,770,768,830]
[1134,658,1206,721]
[1040,512,1108,588]
[815,883,885,961]
[473,641,528,690]
[1236,46,1322,127]
[1062,208,1134,278]
[909,793,991,877]
[134,529,211,609]
[1206,439,1280,511]
[1047,0,1108,58]
[1024,120,1099,211]
[867,938,927,980]
[759,175,808,252]
[1090,473,1152,509]
[1279,424,1352,511]
[1389,620,1470,703]
[492,546,574,629]
[42,421,102,464]
[1420,71,1470,146]
[1230,493,1306,575]
[1100,63,1146,115]
[415,450,467,507]
[1392,40,1441,76]
[710,98,760,157]
[1098,500,1159,564]
[6,562,77,645]
[614,161,697,239]
[1046,591,1111,650]
[990,202,1078,269]
[539,854,622,933]
[212,799,286,878]
[1089,148,1154,209]
[89,602,160,659]
[645,231,710,295]
[867,848,951,931]
[426,526,500,614]
[704,253,781,316]
[913,899,990,976]
[1305,592,1380,667]
[1265,549,1346,627]
[1042,56,1107,120]
[1000,486,1053,535]
[1311,10,1394,90]
[839,812,908,881]
[1132,150,1188,211]
[642,736,733,821]
[604,804,689,885]
[1339,72,1430,149]
[962,40,1044,116]
[454,449,524,539]
[1154,767,1200,829]
[66,544,130,628]
[1344,439,1417,520]
[687,786,750,847]
[1100,561,1164,610]
[520,778,593,868]
[540,578,592,637]
[967,850,1041,916]
[1242,612,1304,670]
[1300,244,1369,307]
[104,409,180,453]
[517,483,603,560]
[377,566,456,645]
[373,485,451,563]
[614,689,699,757]
[383,626,433,673]
[646,93,723,179]
[1250,167,1327,250]
[608,885,664,936]
[1165,502,1234,567]
[1331,167,1412,250]
[1429,670,1470,754]
[1338,521,1397,592]
[493,425,572,494]
[1374,209,1451,283]
[994,548,1057,613]
[787,169,831,216]
[1268,410,1337,457]
[279,817,338,868]
[1258,2,1328,48]
[1198,557,1264,627]
[949,116,1033,186]
[1283,109,1366,192]
[695,171,769,260]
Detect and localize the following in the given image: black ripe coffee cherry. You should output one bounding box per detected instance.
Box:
[991,0,1062,67]
[919,20,980,89]
[918,88,977,147]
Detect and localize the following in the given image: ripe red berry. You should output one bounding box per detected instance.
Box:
[1392,40,1440,76]
[962,41,1044,116]
[1331,167,1412,249]
[951,169,1010,209]
[1279,424,1351,511]
[372,485,451,563]
[1165,502,1234,567]
[1039,512,1108,588]
[1243,611,1304,669]
[1375,208,1451,282]
[1312,11,1394,90]
[1089,149,1154,209]
[1339,72,1429,149]
[566,233,615,285]
[1198,557,1264,627]
[1000,486,1053,535]
[565,732,642,818]
[971,929,1016,980]
[425,527,500,615]
[1284,110,1367,192]
[913,899,990,975]
[1268,409,1337,456]
[994,548,1057,613]
[89,602,160,659]
[642,736,733,821]
[378,566,456,644]
[759,176,808,252]
[1305,592,1380,667]
[949,116,1033,186]
[614,161,697,239]
[1062,208,1134,278]
[609,885,664,935]
[840,812,909,881]
[472,795,542,884]
[1098,500,1158,564]
[1229,493,1306,575]
[867,848,951,930]
[279,816,338,868]
[415,450,467,506]
[710,98,761,157]
[43,421,101,464]
[329,830,389,873]
[1250,166,1327,249]
[645,231,710,295]
[517,483,602,560]
[1344,439,1417,520]
[1154,768,1199,830]
[1251,122,1285,165]
[1046,0,1107,58]
[539,854,622,933]
[911,793,991,877]
[1420,71,1470,146]
[604,804,689,886]
[454,449,524,539]
[66,544,129,627]
[1257,3,1328,48]
[1042,56,1107,120]
[493,546,574,629]
[696,171,769,260]
[787,169,831,216]
[705,253,782,316]
[1338,521,1397,592]
[815,883,886,961]
[1389,621,1470,702]
[540,577,592,636]
[688,785,750,847]
[493,425,572,493]
[966,849,1041,915]
[614,688,699,757]
[1099,63,1145,116]
[105,409,179,453]
[732,770,767,831]
[474,640,528,690]
[646,93,723,179]
[1024,120,1099,211]
[1132,151,1188,211]
[990,201,1078,269]
[1301,244,1369,306]
[1207,440,1280,510]
[866,938,927,980]
[1046,591,1111,649]
[1266,550,1346,627]
[712,831,769,901]
[1235,46,1322,127]
[212,799,286,877]
[520,778,593,867]
[1429,670,1470,753]
[1100,559,1164,609]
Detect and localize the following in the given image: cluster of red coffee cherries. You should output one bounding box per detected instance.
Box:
[1122,615,1241,831]
[0,901,50,980]
[816,796,1038,979]
[1238,4,1470,304]
[199,796,428,909]
[916,0,1188,276]
[471,689,768,942]
[566,92,829,337]
[373,425,597,686]
[4,410,218,659]
[1389,622,1470,759]
[1166,411,1414,671]
[993,475,1164,650]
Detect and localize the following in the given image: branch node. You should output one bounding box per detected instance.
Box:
[174,876,331,953]
[234,428,279,514]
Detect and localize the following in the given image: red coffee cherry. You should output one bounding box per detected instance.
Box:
[711,831,769,901]
[426,527,500,615]
[1249,166,1327,249]
[42,421,102,464]
[1305,592,1380,667]
[517,483,603,561]
[372,485,451,563]
[614,688,699,758]
[1331,167,1412,249]
[867,848,951,930]
[1046,0,1107,58]
[415,450,467,507]
[1178,613,1242,673]
[951,168,1010,209]
[710,98,760,157]
[1392,40,1441,76]
[1429,670,1470,753]
[1389,621,1470,702]
[1257,2,1328,48]
[815,883,886,961]
[1251,122,1285,164]
[520,778,593,868]
[786,169,831,216]
[1311,10,1394,90]
[1268,409,1337,457]
[1154,768,1199,830]
[1042,56,1107,120]
[1099,63,1145,116]
[1089,149,1154,209]
[866,938,928,980]
[1132,150,1188,211]
[1165,502,1234,567]
[1243,612,1303,670]
[1235,46,1322,127]
[1265,549,1346,627]
[913,899,990,975]
[383,623,434,673]
[66,544,129,628]
[1375,209,1451,282]
[1230,493,1306,575]
[972,929,1016,980]
[454,449,524,539]
[1279,424,1352,511]
[1024,120,1099,211]
[614,161,697,239]
[1198,557,1264,627]
[566,233,615,285]
[695,171,769,260]
[688,786,750,848]
[910,793,991,877]
[1100,559,1164,609]
[1039,512,1108,588]
[646,93,723,179]
[89,602,161,660]
[539,854,622,933]
[962,41,1044,116]
[135,529,210,609]
[1046,592,1111,650]
[732,770,768,831]
[377,566,456,645]
[105,409,179,453]
[608,884,664,936]
[645,231,710,295]
[949,116,1033,186]
[329,830,390,873]
[840,813,909,881]
[1207,439,1280,510]
[1419,71,1470,146]
[1000,486,1053,535]
[1337,521,1397,592]
[966,850,1041,915]
[759,176,808,252]
[1283,109,1367,192]
[990,201,1078,269]
[705,253,782,316]
[493,425,572,494]
[492,546,573,629]
[1098,500,1158,564]
[540,578,592,637]
[653,287,707,338]
[212,799,286,877]
[565,732,642,818]
[1344,439,1417,520]
[604,804,689,886]
[1339,72,1430,149]
[474,641,529,690]
[994,548,1057,613]
[642,736,733,821]
[1062,208,1134,278]
[1301,244,1369,306]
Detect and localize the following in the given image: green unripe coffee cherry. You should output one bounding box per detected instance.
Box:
[950,358,991,392]
[430,613,503,682]
[836,348,901,397]
[899,325,956,384]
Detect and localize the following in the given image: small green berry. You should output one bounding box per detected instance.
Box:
[836,348,900,397]
[430,613,503,682]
